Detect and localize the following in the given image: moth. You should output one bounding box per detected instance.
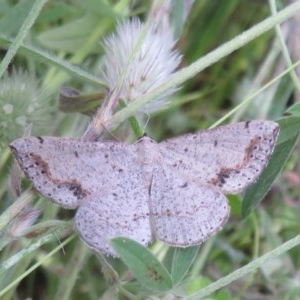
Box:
[10,120,279,256]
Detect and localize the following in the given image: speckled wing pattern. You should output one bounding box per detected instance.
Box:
[150,120,279,245]
[10,137,152,255]
[158,120,279,194]
[10,120,279,256]
[149,165,230,246]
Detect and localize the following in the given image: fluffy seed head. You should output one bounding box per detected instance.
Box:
[101,19,181,113]
[0,70,54,147]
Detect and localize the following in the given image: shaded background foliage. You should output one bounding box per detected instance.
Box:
[0,0,300,299]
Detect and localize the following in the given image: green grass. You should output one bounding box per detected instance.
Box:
[1,1,300,299]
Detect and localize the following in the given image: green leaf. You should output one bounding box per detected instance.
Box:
[0,0,33,35]
[0,35,102,86]
[285,102,300,117]
[242,116,300,217]
[37,15,101,52]
[276,116,300,143]
[171,246,199,285]
[110,238,173,292]
[74,0,120,18]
